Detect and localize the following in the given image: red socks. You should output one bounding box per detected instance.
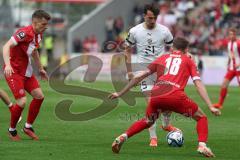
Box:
[27,98,44,125]
[10,104,23,128]
[196,116,208,142]
[219,88,227,105]
[126,118,150,138]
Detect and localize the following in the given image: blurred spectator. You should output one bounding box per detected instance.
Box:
[156,3,177,28]
[114,16,124,36]
[133,4,144,25]
[105,16,115,41]
[83,36,91,53]
[73,38,83,53]
[59,53,70,80]
[44,34,54,61]
[89,35,99,53]
[100,0,240,55]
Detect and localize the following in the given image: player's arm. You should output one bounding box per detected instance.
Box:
[125,29,136,81]
[193,80,220,116]
[189,58,221,116]
[109,70,151,99]
[125,45,134,80]
[32,49,48,81]
[32,49,43,70]
[2,39,16,77]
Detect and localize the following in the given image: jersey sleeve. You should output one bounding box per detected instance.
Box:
[125,28,136,47]
[164,28,173,46]
[11,28,29,45]
[188,58,201,81]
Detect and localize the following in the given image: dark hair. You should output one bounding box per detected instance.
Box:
[173,37,189,51]
[144,3,160,17]
[32,10,51,20]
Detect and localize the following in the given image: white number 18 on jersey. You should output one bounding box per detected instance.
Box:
[165,57,182,75]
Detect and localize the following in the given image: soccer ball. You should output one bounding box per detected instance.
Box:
[166,131,184,147]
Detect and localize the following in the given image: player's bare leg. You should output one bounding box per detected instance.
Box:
[23,88,44,140]
[0,89,22,123]
[213,78,230,109]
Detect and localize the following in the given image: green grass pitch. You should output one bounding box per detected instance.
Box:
[0,80,239,160]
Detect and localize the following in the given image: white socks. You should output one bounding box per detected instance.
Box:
[25,123,32,128]
[121,133,128,140]
[9,127,16,131]
[199,142,207,147]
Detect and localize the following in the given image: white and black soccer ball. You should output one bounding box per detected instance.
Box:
[166,131,184,147]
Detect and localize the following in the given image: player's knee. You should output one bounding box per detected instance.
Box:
[16,97,27,107]
[34,93,44,99]
[193,109,207,121]
[222,80,229,88]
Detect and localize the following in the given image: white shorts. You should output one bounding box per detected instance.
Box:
[133,58,157,92]
[140,73,156,92]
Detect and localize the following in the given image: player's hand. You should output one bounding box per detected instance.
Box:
[127,72,134,81]
[209,107,221,116]
[39,68,48,81]
[108,92,121,99]
[4,65,14,77]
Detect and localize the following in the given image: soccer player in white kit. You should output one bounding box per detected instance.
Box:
[124,3,180,147]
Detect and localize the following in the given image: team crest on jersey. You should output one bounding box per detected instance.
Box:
[17,31,25,40]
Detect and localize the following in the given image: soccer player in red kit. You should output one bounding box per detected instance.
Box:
[2,10,51,141]
[109,37,221,157]
[213,28,240,109]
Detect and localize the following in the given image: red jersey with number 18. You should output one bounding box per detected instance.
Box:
[148,51,200,96]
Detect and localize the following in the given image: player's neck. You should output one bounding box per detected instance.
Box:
[171,49,185,55]
[32,25,39,34]
[143,23,156,30]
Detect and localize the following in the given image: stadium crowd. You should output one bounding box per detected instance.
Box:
[72,0,240,56]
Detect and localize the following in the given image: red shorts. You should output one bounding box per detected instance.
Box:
[224,70,240,81]
[146,91,198,119]
[5,74,40,99]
